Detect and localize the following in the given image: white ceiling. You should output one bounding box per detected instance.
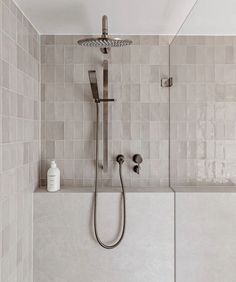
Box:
[14,0,236,35]
[14,0,197,35]
[180,0,236,35]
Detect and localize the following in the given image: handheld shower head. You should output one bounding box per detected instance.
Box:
[88,71,100,103]
[88,70,115,103]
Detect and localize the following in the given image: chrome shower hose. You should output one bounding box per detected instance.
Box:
[94,102,126,249]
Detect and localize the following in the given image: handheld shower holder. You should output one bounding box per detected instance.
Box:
[96,98,115,103]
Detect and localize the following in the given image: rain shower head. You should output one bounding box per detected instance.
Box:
[77,37,132,48]
[77,15,132,53]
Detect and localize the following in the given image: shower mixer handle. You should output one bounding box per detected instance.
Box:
[133,154,143,164]
[133,154,143,174]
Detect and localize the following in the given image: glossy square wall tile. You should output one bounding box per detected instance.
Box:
[170,35,236,186]
[0,0,40,280]
[41,35,170,188]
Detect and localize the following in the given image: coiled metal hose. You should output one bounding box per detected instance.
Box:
[94,102,126,249]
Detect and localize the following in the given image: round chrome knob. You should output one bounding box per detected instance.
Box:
[133,154,143,164]
[133,165,140,174]
[133,154,143,174]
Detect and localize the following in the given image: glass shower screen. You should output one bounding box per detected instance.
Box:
[169,0,236,187]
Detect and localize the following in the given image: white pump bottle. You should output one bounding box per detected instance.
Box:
[47,160,60,192]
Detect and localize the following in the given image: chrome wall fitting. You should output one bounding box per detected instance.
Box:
[161,77,173,88]
[133,154,143,174]
[116,154,125,164]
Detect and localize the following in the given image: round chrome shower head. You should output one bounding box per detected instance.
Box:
[77,37,132,48]
[77,15,132,53]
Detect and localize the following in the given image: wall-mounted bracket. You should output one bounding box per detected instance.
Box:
[161,77,173,88]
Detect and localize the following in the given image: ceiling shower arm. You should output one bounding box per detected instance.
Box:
[101,16,109,54]
[102,15,108,37]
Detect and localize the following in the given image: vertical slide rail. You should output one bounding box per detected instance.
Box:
[103,60,109,172]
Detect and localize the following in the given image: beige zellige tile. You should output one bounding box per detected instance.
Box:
[64,141,74,159]
[55,45,64,64]
[55,35,73,45]
[65,64,74,82]
[74,140,84,159]
[46,141,55,159]
[73,46,84,63]
[55,140,64,159]
[140,35,159,45]
[64,45,74,64]
[46,121,64,140]
[45,45,55,64]
[74,83,84,101]
[64,120,75,140]
[55,65,65,83]
[40,35,170,187]
[74,64,84,83]
[74,121,83,139]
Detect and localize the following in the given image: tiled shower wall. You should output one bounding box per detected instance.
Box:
[0,0,40,280]
[40,35,169,188]
[170,36,236,186]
